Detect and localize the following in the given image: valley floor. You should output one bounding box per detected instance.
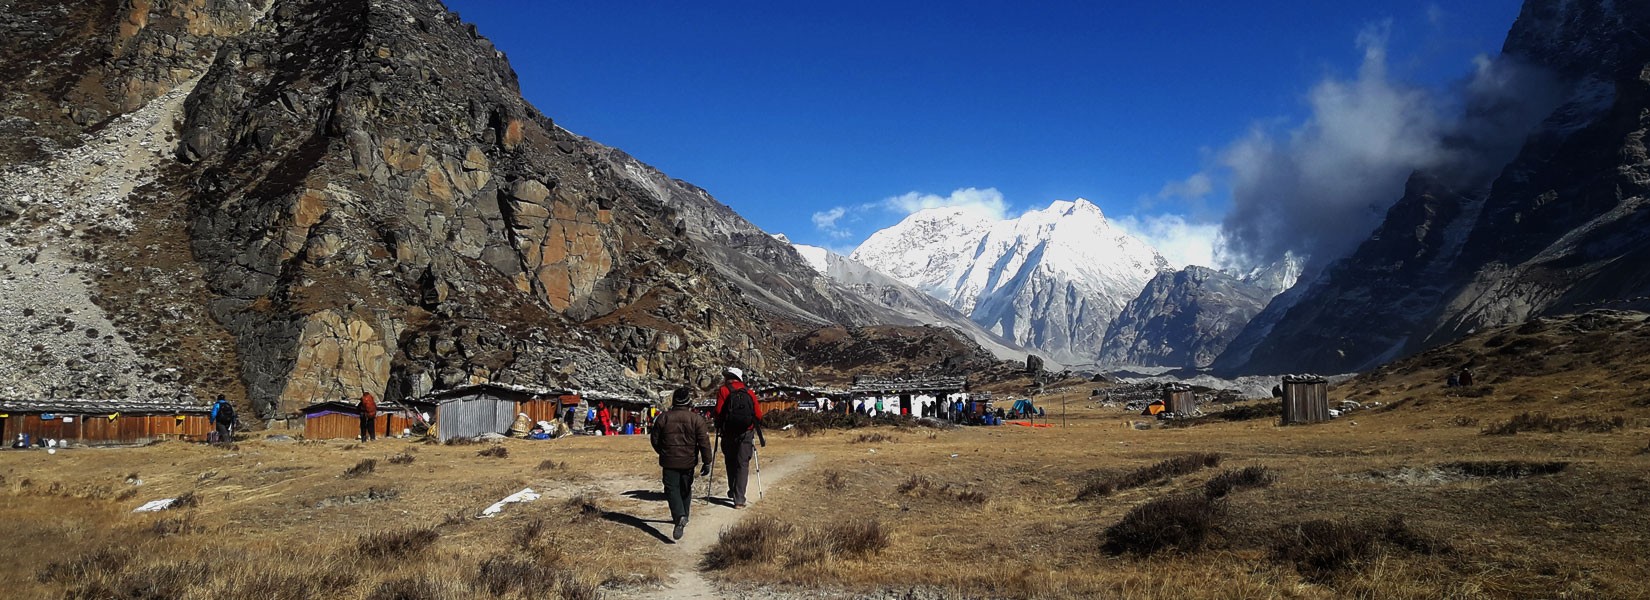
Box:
[2,381,1648,599]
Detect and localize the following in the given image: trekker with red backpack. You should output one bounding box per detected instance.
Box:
[713,367,765,508]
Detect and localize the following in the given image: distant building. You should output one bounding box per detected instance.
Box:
[753,384,846,413]
[1280,375,1331,424]
[848,376,968,418]
[1,399,211,446]
[405,383,575,442]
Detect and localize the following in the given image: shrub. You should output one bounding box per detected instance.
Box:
[474,555,596,600]
[1272,516,1448,581]
[1204,466,1276,499]
[170,490,200,509]
[536,460,565,471]
[444,437,480,446]
[1102,495,1221,555]
[366,575,464,600]
[387,453,415,465]
[1077,453,1223,500]
[344,459,378,478]
[477,445,508,458]
[1439,460,1567,479]
[1482,412,1624,435]
[702,516,795,570]
[355,528,440,559]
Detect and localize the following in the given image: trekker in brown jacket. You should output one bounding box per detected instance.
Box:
[651,387,713,540]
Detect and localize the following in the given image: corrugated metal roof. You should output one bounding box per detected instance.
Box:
[416,382,574,404]
[0,399,209,414]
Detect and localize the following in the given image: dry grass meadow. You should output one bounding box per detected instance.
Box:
[4,312,1650,599]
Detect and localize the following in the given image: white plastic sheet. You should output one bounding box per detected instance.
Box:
[479,487,539,518]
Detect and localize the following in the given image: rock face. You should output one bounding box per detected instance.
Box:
[2,0,1019,417]
[852,199,1170,366]
[1216,0,1650,375]
[1100,266,1269,369]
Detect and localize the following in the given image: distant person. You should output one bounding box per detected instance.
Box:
[713,367,765,508]
[597,402,614,436]
[1447,372,1460,387]
[1459,368,1475,387]
[564,406,577,431]
[358,391,377,441]
[210,394,236,444]
[652,387,713,541]
[1272,384,1283,397]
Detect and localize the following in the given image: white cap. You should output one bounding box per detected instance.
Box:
[724,367,744,380]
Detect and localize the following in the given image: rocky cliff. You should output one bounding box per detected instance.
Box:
[1099,266,1269,369]
[1217,0,1650,375]
[0,0,1005,417]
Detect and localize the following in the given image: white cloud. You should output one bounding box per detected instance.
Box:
[1156,173,1214,201]
[810,206,856,239]
[883,187,1009,220]
[1117,214,1223,269]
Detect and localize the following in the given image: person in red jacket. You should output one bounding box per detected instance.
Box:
[359,392,378,442]
[713,367,765,508]
[597,402,614,436]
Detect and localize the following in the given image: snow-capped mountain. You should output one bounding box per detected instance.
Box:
[786,241,1041,365]
[852,199,1170,364]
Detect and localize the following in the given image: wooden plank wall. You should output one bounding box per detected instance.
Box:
[2,413,211,444]
[1164,390,1197,415]
[303,413,417,440]
[1281,381,1330,424]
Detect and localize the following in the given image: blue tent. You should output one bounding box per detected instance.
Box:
[1012,398,1035,415]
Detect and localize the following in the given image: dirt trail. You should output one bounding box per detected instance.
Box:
[625,451,815,599]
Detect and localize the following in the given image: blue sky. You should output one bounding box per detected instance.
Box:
[444,1,1523,265]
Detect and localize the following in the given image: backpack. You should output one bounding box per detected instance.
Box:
[722,384,758,432]
[214,401,235,425]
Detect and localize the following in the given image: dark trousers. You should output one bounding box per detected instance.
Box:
[662,467,696,521]
[214,422,232,444]
[722,430,755,505]
[360,415,376,441]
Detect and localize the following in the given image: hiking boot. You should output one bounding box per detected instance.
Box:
[733,503,745,509]
[673,516,687,540]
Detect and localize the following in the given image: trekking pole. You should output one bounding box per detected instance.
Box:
[754,445,763,500]
[706,430,720,498]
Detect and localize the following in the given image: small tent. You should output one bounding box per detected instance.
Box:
[1011,398,1036,416]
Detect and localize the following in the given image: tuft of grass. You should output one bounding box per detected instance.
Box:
[444,437,481,446]
[702,515,796,570]
[536,460,565,471]
[852,432,898,444]
[513,518,546,551]
[822,470,846,491]
[150,514,203,537]
[821,519,890,558]
[477,445,509,458]
[1102,494,1221,556]
[1482,412,1624,435]
[355,528,440,560]
[344,458,378,478]
[170,490,200,509]
[566,495,602,522]
[366,575,466,600]
[1271,516,1449,582]
[897,475,989,504]
[387,453,415,465]
[475,555,596,599]
[1164,403,1281,428]
[37,549,131,584]
[1078,453,1223,500]
[1204,466,1276,499]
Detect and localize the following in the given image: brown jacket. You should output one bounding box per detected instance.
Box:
[651,406,712,470]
